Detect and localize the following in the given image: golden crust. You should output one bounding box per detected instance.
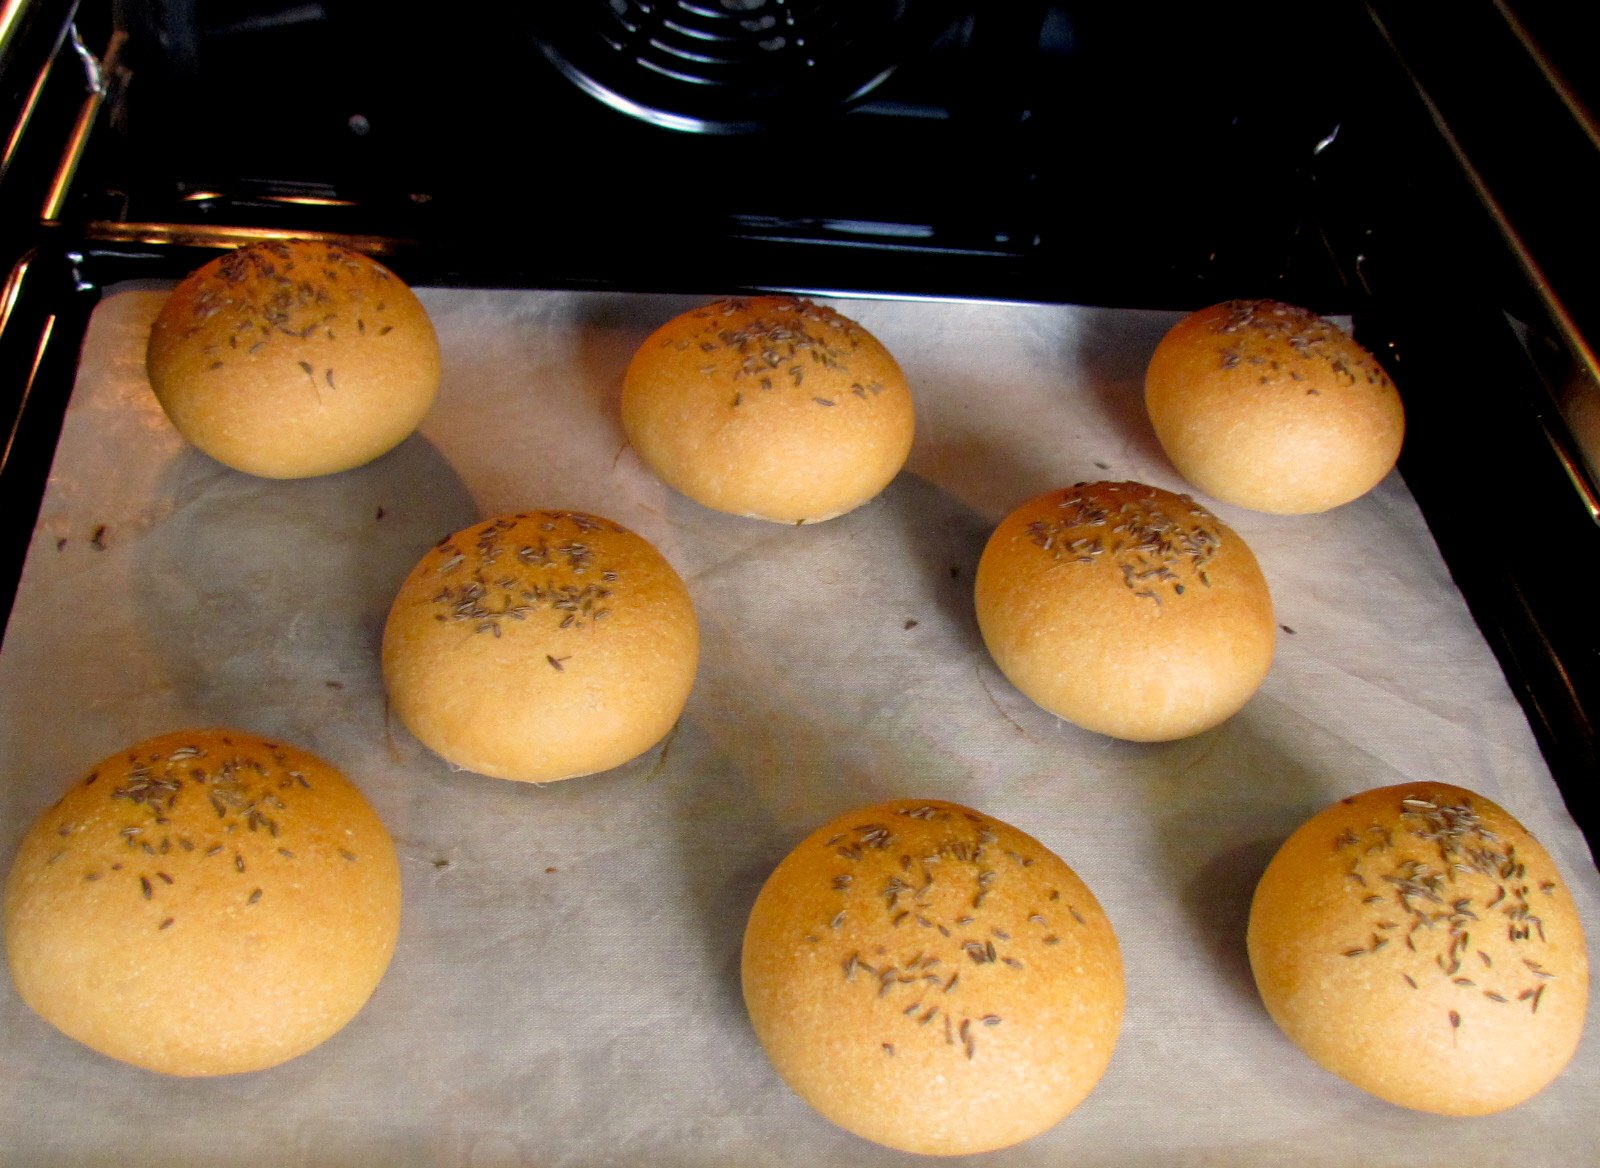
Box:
[3,729,401,1076]
[621,296,915,523]
[381,511,699,783]
[1248,782,1589,1114]
[146,239,440,478]
[1144,299,1404,514]
[974,480,1275,741]
[741,799,1123,1155]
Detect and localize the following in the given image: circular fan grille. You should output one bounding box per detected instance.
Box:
[533,1,934,132]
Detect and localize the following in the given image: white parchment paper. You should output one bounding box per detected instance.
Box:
[1,287,1595,1167]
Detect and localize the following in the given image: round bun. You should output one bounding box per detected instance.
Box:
[4,729,401,1076]
[146,239,441,478]
[382,510,698,783]
[1144,299,1404,514]
[974,480,1275,741]
[1248,781,1589,1115]
[621,295,915,523]
[742,799,1123,1155]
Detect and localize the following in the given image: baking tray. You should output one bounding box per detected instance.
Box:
[0,285,1595,1166]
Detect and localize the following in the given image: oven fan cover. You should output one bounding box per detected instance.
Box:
[529,0,955,133]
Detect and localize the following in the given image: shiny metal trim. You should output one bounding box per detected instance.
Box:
[40,25,121,221]
[0,249,32,337]
[1493,0,1600,156]
[0,0,78,183]
[0,38,52,180]
[3,311,56,468]
[1366,3,1600,524]
[1541,419,1600,524]
[0,249,50,475]
[0,0,33,66]
[76,220,410,256]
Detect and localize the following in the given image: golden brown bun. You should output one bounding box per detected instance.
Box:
[742,799,1123,1155]
[974,480,1275,741]
[621,296,915,523]
[146,239,440,478]
[1248,781,1589,1115]
[382,511,698,783]
[1144,299,1404,513]
[3,729,401,1076]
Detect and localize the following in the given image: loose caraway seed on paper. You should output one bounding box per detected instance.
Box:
[0,287,1595,1167]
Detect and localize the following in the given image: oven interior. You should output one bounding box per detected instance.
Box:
[2,0,1597,845]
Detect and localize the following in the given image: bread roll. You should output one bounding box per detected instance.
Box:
[146,239,440,478]
[1248,782,1589,1114]
[1144,299,1404,513]
[974,480,1274,741]
[382,510,698,783]
[621,295,915,523]
[3,729,401,1076]
[742,799,1123,1155]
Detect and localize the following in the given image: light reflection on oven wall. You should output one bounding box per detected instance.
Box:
[1505,315,1600,512]
[1559,364,1600,489]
